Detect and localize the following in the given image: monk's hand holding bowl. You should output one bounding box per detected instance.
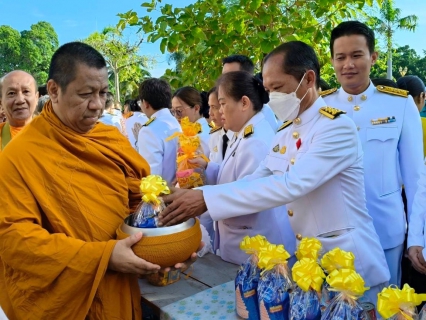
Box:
[158,187,207,226]
[163,241,205,273]
[108,232,161,275]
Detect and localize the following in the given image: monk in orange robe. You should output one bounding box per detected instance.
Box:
[0,70,39,152]
[0,42,195,320]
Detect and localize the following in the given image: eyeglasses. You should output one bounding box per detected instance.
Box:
[170,106,190,118]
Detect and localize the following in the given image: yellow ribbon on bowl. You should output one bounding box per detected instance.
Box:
[377,284,426,320]
[295,237,322,261]
[240,235,269,255]
[326,269,369,297]
[320,247,355,274]
[257,243,291,272]
[140,175,170,205]
[292,258,326,292]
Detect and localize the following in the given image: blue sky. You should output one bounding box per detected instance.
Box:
[0,0,424,77]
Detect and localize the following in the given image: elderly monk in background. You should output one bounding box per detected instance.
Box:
[0,42,196,320]
[0,70,38,151]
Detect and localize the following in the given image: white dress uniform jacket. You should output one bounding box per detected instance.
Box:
[204,112,295,265]
[137,108,181,185]
[200,97,390,288]
[124,112,149,150]
[208,128,234,164]
[196,117,211,157]
[262,104,279,132]
[323,83,424,249]
[408,160,426,257]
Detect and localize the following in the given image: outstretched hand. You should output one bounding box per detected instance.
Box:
[158,187,207,226]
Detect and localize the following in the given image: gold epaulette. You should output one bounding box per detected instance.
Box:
[319,88,337,97]
[209,126,222,134]
[243,124,254,138]
[208,122,214,128]
[376,85,408,98]
[319,106,346,119]
[143,117,156,126]
[277,120,293,132]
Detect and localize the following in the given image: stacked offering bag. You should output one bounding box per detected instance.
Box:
[236,235,269,319]
[167,117,208,189]
[131,175,170,228]
[377,284,426,319]
[290,238,325,320]
[257,243,294,320]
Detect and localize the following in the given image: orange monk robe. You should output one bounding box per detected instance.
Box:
[0,122,26,153]
[0,100,150,320]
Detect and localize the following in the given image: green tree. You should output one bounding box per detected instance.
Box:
[118,0,383,89]
[0,22,58,84]
[84,27,154,103]
[370,0,417,79]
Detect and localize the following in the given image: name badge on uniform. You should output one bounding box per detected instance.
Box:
[371,116,396,125]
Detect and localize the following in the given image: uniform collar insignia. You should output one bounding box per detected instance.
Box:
[243,124,254,138]
[209,126,222,134]
[143,117,156,126]
[277,120,293,132]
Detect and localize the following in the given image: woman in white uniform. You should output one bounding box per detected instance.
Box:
[192,71,296,265]
[172,87,211,157]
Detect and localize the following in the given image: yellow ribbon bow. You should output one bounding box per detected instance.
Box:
[295,237,322,261]
[320,247,355,274]
[377,284,426,320]
[292,258,326,292]
[139,175,170,206]
[240,235,269,255]
[180,117,202,136]
[326,269,369,297]
[257,243,291,272]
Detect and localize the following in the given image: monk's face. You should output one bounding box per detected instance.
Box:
[0,71,38,127]
[48,63,109,134]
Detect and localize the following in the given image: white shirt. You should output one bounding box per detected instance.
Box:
[204,112,295,265]
[323,82,424,249]
[124,112,148,150]
[262,104,279,132]
[98,109,126,136]
[137,108,181,185]
[200,97,390,288]
[196,117,211,157]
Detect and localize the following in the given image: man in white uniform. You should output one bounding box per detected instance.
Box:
[322,21,423,287]
[137,78,181,185]
[222,54,279,132]
[159,41,389,306]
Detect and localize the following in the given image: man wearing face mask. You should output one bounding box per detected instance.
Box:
[158,41,390,307]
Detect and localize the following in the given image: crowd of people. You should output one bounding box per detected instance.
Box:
[0,19,426,319]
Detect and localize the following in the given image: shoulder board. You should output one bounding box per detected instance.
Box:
[209,126,222,134]
[277,120,293,132]
[319,88,337,97]
[143,117,156,126]
[208,122,214,128]
[243,124,254,138]
[319,106,346,119]
[376,85,408,98]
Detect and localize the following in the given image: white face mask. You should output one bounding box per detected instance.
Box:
[268,73,309,122]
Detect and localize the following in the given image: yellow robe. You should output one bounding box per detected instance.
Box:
[0,122,25,152]
[0,101,149,319]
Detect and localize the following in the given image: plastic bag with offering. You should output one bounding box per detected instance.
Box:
[257,243,294,320]
[290,257,326,320]
[131,175,170,228]
[235,235,270,320]
[320,248,356,311]
[320,269,370,320]
[167,117,208,189]
[377,284,426,320]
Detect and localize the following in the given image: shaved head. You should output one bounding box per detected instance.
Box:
[0,70,39,127]
[0,70,38,98]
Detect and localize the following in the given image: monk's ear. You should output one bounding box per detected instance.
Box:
[47,79,59,103]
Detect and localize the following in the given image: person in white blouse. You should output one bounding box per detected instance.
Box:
[137,78,181,186]
[171,87,211,157]
[187,70,296,265]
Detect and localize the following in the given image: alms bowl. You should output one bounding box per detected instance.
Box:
[116,216,202,268]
